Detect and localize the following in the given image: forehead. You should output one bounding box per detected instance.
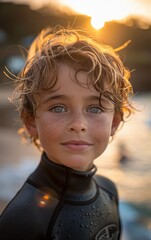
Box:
[40,63,101,103]
[56,63,96,92]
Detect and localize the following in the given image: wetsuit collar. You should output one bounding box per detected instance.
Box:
[28,152,98,202]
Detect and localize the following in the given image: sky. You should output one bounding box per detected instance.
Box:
[1,0,151,29]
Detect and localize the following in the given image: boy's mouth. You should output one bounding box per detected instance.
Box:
[61,140,93,151]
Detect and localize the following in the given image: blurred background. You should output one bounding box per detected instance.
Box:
[0,0,151,239]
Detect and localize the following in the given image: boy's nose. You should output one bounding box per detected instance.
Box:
[67,112,87,133]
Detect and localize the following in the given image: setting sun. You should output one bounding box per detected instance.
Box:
[91,17,105,30]
[60,0,148,29]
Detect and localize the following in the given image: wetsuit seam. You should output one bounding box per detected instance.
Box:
[93,179,118,205]
[45,168,69,239]
[27,179,41,189]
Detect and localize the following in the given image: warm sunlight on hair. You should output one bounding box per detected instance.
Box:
[60,0,147,30]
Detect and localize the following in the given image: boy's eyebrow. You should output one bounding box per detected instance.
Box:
[42,94,67,104]
[42,94,101,104]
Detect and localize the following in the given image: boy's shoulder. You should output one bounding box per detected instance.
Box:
[93,174,119,203]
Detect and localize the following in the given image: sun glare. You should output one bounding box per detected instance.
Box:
[60,0,147,30]
[91,17,105,30]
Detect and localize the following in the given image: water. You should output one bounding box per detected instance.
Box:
[0,92,151,239]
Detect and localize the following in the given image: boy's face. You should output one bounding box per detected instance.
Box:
[26,64,120,171]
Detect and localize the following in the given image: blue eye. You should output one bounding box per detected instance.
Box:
[50,106,66,113]
[88,106,102,113]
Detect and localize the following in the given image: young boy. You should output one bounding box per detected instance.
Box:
[0,27,134,240]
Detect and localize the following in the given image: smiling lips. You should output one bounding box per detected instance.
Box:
[61,140,93,151]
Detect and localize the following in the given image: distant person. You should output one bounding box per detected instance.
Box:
[117,142,131,165]
[0,26,135,240]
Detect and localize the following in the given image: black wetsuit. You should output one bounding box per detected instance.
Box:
[0,152,121,240]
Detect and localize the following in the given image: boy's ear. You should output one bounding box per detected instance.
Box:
[111,113,122,136]
[22,113,38,138]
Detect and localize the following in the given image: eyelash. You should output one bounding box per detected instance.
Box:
[87,106,103,113]
[50,105,66,113]
[49,105,103,114]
